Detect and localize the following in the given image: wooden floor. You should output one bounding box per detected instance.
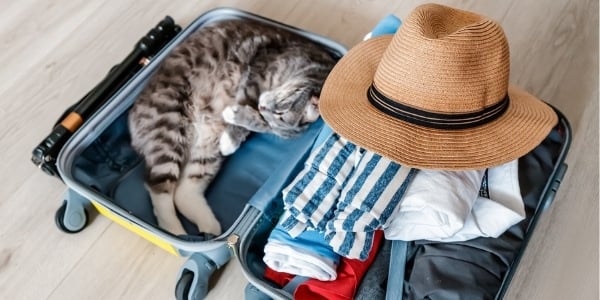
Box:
[0,0,597,299]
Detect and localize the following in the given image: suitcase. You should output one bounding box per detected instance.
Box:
[32,9,571,300]
[228,16,572,300]
[31,8,346,300]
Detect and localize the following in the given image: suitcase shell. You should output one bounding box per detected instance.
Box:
[52,7,346,299]
[229,20,573,300]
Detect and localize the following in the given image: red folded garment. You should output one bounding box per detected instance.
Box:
[264,267,295,288]
[264,230,384,300]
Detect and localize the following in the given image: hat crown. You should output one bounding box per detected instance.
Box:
[373,4,510,114]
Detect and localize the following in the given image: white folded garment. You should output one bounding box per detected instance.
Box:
[263,239,338,281]
[384,160,525,242]
[383,167,484,240]
[446,160,525,241]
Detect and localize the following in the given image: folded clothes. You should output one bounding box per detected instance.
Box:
[264,231,384,300]
[384,160,525,242]
[280,133,362,237]
[281,133,416,260]
[263,224,340,281]
[382,167,484,241]
[353,238,392,300]
[326,151,416,260]
[446,160,525,241]
[278,133,524,262]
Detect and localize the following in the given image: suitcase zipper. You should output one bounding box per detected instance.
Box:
[226,234,240,257]
[226,205,262,257]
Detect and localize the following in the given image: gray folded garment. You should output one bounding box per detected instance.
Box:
[354,239,391,300]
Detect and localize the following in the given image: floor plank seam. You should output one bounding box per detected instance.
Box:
[46,222,112,299]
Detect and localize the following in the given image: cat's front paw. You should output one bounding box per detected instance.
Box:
[219,132,239,156]
[222,105,239,125]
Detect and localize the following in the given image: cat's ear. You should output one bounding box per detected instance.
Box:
[310,96,319,106]
[303,96,321,123]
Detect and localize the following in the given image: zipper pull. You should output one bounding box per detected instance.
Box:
[227,234,240,257]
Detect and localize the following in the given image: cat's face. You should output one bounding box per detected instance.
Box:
[258,81,320,138]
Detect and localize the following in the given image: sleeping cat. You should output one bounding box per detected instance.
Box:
[128,19,336,236]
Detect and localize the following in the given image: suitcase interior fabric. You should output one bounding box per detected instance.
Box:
[237,116,570,299]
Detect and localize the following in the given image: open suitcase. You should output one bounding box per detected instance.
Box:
[32,7,571,300]
[32,7,346,300]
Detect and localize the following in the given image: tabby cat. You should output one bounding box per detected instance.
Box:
[128,19,336,236]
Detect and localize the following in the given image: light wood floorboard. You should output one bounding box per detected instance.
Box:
[0,0,597,299]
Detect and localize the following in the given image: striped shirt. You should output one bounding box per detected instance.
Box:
[281,133,416,260]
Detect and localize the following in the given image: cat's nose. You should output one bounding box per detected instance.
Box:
[258,105,266,111]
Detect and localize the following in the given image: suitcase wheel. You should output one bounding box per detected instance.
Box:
[175,253,216,300]
[55,200,89,233]
[175,271,194,300]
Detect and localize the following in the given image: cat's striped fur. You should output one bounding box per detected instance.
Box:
[128,19,336,236]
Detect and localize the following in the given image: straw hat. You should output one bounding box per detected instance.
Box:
[319,3,558,170]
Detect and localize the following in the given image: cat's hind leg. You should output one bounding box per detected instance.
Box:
[175,169,222,236]
[129,101,190,235]
[175,159,223,236]
[144,159,187,235]
[174,123,223,236]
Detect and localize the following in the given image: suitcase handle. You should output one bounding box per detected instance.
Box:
[32,16,181,178]
[386,240,408,300]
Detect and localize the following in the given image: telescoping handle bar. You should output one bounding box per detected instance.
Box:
[31,16,181,178]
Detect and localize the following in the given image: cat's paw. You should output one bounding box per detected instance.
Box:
[149,191,187,235]
[222,105,239,125]
[173,181,222,236]
[197,217,222,237]
[219,132,239,156]
[161,221,187,236]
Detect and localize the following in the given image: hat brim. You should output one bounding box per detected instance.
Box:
[319,35,558,170]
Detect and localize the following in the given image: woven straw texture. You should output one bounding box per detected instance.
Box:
[319,3,558,170]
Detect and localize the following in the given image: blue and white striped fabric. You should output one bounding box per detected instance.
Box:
[280,133,416,260]
[280,133,363,237]
[326,151,416,259]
